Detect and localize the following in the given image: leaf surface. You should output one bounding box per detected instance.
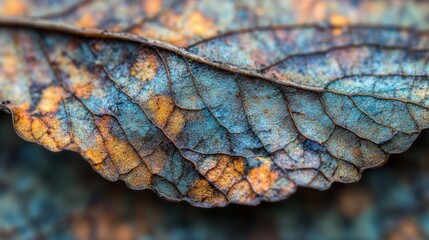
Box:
[0,1,429,207]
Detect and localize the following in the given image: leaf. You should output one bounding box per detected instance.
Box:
[0,1,428,207]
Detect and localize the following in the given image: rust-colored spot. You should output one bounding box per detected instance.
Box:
[143,0,163,17]
[75,13,96,29]
[143,146,168,174]
[156,11,218,47]
[36,86,66,114]
[312,2,327,21]
[188,179,227,206]
[96,116,141,174]
[330,14,349,26]
[0,0,28,16]
[39,116,70,151]
[146,95,175,127]
[11,104,33,141]
[184,12,216,37]
[247,157,279,195]
[31,118,48,140]
[130,49,159,82]
[165,109,186,139]
[228,180,257,204]
[1,52,19,78]
[330,14,349,36]
[73,83,93,99]
[54,54,94,99]
[121,164,152,190]
[206,156,245,191]
[86,145,107,165]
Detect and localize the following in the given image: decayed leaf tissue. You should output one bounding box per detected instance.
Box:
[0,0,428,213]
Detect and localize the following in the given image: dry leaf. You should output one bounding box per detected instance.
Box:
[0,0,428,207]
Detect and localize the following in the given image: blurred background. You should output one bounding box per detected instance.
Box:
[0,109,428,240]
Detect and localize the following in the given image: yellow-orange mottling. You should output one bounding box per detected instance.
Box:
[206,156,245,191]
[165,109,185,139]
[73,83,93,99]
[184,12,215,36]
[0,0,28,16]
[2,52,19,78]
[96,116,141,174]
[121,164,152,189]
[75,13,97,29]
[188,179,227,206]
[228,180,257,204]
[146,95,175,127]
[157,11,217,46]
[247,157,279,195]
[330,14,349,36]
[143,147,168,174]
[36,86,66,114]
[143,0,163,17]
[54,54,94,99]
[130,50,159,82]
[86,146,107,165]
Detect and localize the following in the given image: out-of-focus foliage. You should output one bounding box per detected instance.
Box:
[1,0,429,206]
[1,111,429,239]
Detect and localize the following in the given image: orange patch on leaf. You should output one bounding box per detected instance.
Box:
[228,180,257,204]
[247,157,280,195]
[142,146,168,174]
[75,13,97,29]
[36,86,66,114]
[146,95,175,127]
[188,179,227,206]
[165,109,186,139]
[206,156,245,191]
[2,52,19,78]
[121,164,152,190]
[0,0,28,16]
[96,116,141,174]
[130,49,159,82]
[330,14,349,36]
[73,83,93,99]
[184,12,216,37]
[143,0,163,17]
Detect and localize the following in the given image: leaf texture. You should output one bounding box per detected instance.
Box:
[0,0,429,207]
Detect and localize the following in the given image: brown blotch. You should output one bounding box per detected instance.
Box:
[188,179,227,206]
[206,156,245,191]
[146,95,175,127]
[36,86,66,114]
[75,13,97,29]
[228,180,258,204]
[96,116,141,174]
[92,158,119,181]
[157,11,218,47]
[165,109,186,139]
[130,49,159,82]
[54,54,94,99]
[142,146,168,174]
[143,0,163,17]
[1,52,19,79]
[73,83,93,99]
[11,104,34,141]
[247,157,280,195]
[121,164,152,190]
[0,0,28,16]
[330,14,349,36]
